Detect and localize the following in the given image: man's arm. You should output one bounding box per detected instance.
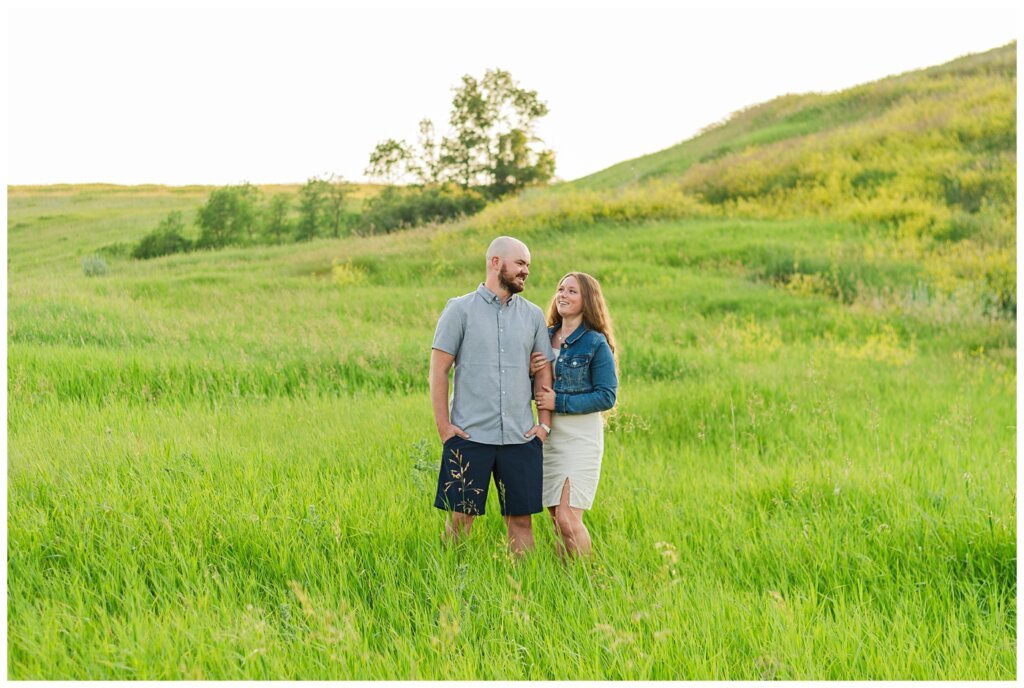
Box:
[430,348,468,443]
[529,360,553,441]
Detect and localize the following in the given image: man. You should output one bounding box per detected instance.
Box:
[430,235,555,555]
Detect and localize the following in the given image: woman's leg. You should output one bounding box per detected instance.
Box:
[551,478,591,557]
[547,506,567,560]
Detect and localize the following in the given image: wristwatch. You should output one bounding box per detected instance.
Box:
[539,422,551,434]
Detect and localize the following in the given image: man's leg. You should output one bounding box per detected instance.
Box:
[444,512,475,544]
[493,439,543,557]
[434,438,492,542]
[503,514,535,555]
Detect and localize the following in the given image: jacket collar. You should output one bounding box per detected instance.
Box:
[549,321,587,345]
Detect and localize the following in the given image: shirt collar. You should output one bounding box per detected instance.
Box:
[477,283,516,305]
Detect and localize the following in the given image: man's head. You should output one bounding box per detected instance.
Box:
[485,236,531,295]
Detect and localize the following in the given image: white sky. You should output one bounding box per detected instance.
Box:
[3,2,1019,186]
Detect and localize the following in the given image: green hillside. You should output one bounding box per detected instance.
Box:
[573,43,1015,200]
[6,44,1016,679]
[477,43,1016,320]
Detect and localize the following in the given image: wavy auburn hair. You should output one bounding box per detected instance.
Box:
[546,272,618,361]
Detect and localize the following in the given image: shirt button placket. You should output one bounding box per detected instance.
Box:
[497,304,504,439]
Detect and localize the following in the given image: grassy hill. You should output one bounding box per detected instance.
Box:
[6,44,1016,679]
[572,44,1014,194]
[488,42,1016,319]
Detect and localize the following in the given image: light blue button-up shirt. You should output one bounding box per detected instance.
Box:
[432,284,555,445]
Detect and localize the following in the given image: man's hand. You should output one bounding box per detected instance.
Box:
[524,424,549,443]
[535,385,556,411]
[438,423,470,444]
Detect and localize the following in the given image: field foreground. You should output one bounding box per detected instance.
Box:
[6,185,1017,679]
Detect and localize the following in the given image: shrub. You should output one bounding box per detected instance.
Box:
[131,211,193,260]
[82,254,109,277]
[331,259,368,286]
[360,184,486,234]
[95,241,132,258]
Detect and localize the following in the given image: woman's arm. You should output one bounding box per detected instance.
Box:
[555,340,617,415]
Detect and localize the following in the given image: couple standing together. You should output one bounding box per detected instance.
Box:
[429,235,618,558]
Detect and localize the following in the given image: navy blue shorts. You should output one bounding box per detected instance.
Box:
[433,436,544,516]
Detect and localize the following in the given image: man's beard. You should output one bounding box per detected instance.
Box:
[499,265,526,294]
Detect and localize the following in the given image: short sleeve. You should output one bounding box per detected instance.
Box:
[533,309,556,361]
[432,299,464,356]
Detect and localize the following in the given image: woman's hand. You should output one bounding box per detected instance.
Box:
[535,385,556,411]
[530,351,549,376]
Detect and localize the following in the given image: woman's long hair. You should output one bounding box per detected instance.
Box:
[546,272,618,365]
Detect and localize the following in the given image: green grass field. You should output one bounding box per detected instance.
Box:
[7,183,1015,679]
[6,44,1017,680]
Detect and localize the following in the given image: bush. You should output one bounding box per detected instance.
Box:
[131,211,193,260]
[94,241,132,258]
[195,185,260,248]
[82,254,109,277]
[360,184,486,234]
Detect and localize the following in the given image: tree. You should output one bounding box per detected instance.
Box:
[195,184,260,249]
[492,128,556,197]
[295,176,329,241]
[366,69,555,198]
[441,68,554,197]
[262,194,291,243]
[366,139,414,185]
[324,174,349,238]
[441,74,490,189]
[412,119,443,185]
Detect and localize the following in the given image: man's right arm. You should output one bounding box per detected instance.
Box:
[429,348,469,443]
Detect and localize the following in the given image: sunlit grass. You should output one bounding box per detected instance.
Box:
[6,43,1016,678]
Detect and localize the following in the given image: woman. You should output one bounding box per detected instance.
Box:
[530,272,618,558]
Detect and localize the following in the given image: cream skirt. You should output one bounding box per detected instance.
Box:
[542,411,604,509]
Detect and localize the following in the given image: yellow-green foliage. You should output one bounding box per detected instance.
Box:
[474,180,717,233]
[492,44,1016,316]
[331,259,368,286]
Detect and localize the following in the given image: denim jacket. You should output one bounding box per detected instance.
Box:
[549,323,618,415]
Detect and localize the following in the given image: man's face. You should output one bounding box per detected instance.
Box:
[497,247,531,294]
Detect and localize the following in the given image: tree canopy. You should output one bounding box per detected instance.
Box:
[366,69,555,198]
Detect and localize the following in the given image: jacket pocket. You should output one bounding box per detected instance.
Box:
[558,354,591,392]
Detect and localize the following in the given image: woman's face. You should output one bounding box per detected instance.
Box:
[555,276,584,319]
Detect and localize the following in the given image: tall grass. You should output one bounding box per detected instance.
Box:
[8,186,1015,678]
[6,43,1016,679]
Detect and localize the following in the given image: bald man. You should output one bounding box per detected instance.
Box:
[429,236,556,555]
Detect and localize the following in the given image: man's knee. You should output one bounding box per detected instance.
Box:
[449,512,475,532]
[505,514,533,532]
